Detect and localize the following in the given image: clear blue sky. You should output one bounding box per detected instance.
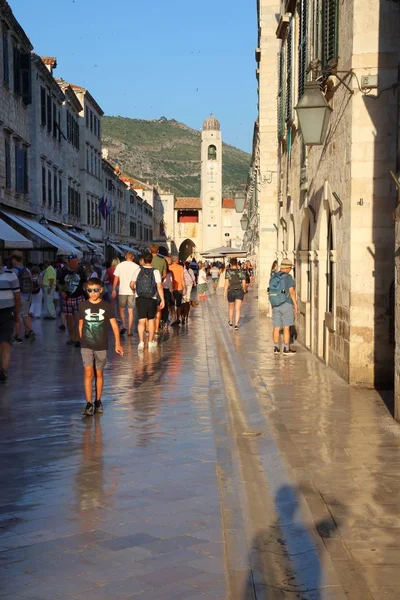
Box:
[10,0,257,153]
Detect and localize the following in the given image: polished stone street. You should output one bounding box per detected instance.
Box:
[1,290,400,599]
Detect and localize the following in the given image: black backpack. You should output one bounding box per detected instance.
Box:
[16,267,32,295]
[228,269,242,291]
[136,267,157,299]
[31,278,41,295]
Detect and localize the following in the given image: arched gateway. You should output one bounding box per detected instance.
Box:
[179,239,196,262]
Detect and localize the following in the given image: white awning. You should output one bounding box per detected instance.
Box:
[1,211,82,258]
[63,228,98,250]
[48,225,90,253]
[118,243,141,256]
[107,242,124,255]
[0,218,33,249]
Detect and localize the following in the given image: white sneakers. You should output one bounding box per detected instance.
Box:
[138,341,157,351]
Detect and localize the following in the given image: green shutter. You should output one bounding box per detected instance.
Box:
[285,20,293,124]
[277,47,285,140]
[323,0,338,68]
[298,0,308,100]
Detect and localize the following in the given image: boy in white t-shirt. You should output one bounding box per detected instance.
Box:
[130,252,165,351]
[112,251,140,336]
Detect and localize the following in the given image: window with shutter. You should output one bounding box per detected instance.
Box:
[20,51,31,105]
[298,0,308,100]
[312,0,322,61]
[48,170,52,208]
[15,146,24,193]
[40,87,46,126]
[13,45,20,95]
[22,147,28,193]
[54,172,57,210]
[5,137,11,189]
[277,47,284,140]
[285,19,293,124]
[3,26,10,86]
[52,102,57,138]
[46,94,52,133]
[42,166,46,205]
[322,0,338,68]
[59,178,62,212]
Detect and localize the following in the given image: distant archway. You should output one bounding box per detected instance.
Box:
[179,239,196,262]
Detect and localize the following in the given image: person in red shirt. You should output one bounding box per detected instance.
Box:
[168,256,187,326]
[104,258,120,318]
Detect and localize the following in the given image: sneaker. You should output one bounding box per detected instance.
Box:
[283,348,297,356]
[274,347,280,355]
[0,370,7,382]
[234,325,239,331]
[29,330,35,342]
[82,402,94,416]
[58,324,66,331]
[148,341,157,349]
[120,327,127,335]
[228,322,233,327]
[74,341,81,348]
[14,337,23,344]
[94,400,104,414]
[138,341,145,351]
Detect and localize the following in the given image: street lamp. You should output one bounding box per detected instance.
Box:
[294,81,333,145]
[240,213,249,231]
[233,190,246,213]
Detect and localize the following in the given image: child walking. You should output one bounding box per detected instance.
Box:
[78,277,123,416]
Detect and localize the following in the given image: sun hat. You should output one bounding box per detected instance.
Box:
[280,258,293,269]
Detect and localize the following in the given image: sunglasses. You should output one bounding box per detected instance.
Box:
[87,288,101,293]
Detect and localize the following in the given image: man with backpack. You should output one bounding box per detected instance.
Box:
[11,251,35,343]
[268,258,298,356]
[130,252,165,351]
[224,258,246,330]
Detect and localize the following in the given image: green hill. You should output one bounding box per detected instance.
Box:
[101,116,250,197]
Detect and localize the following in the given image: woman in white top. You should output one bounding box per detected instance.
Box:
[183,261,196,303]
[197,262,208,301]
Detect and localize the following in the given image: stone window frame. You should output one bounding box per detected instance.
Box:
[14,138,28,195]
[2,21,10,88]
[4,132,12,190]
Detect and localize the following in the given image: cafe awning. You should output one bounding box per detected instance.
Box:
[1,211,82,257]
[0,217,33,249]
[63,228,98,250]
[48,225,89,253]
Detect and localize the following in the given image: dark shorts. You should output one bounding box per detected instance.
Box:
[173,290,183,307]
[136,297,158,320]
[63,296,85,315]
[0,308,15,344]
[227,289,244,303]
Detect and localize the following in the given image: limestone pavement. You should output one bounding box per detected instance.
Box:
[0,289,399,599]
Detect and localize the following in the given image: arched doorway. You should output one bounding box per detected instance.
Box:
[179,239,196,262]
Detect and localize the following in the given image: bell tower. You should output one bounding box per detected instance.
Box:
[201,115,222,252]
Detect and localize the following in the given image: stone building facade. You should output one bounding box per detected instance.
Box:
[0,0,33,213]
[68,84,104,244]
[245,0,400,388]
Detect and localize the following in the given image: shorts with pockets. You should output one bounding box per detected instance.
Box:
[227,289,244,303]
[119,295,135,309]
[136,297,157,320]
[63,296,85,315]
[173,290,183,307]
[0,308,15,344]
[81,348,107,370]
[272,302,294,328]
[21,298,31,318]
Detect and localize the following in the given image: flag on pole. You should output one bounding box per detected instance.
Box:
[99,196,107,219]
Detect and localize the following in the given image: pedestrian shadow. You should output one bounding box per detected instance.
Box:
[240,485,345,599]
